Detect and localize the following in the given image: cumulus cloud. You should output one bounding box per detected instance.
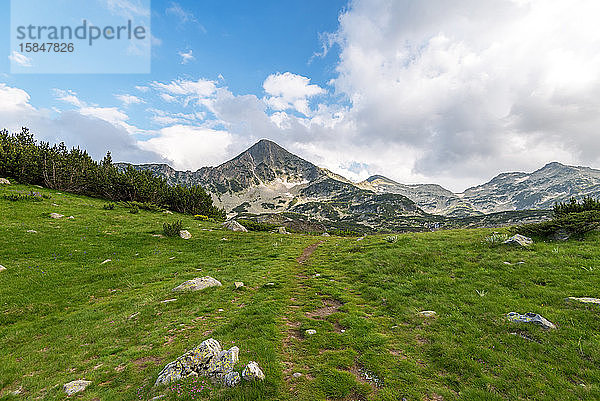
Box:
[319,0,600,190]
[139,125,233,169]
[263,72,326,116]
[115,94,145,106]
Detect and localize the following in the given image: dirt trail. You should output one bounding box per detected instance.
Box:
[296,241,323,264]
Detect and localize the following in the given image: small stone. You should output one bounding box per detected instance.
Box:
[0,265,6,273]
[67,216,75,220]
[49,213,64,219]
[277,226,290,235]
[292,372,303,378]
[321,232,330,237]
[128,312,140,319]
[169,257,175,260]
[340,329,346,333]
[100,259,112,265]
[305,329,317,336]
[567,297,600,305]
[172,276,222,292]
[218,308,224,312]
[234,281,244,289]
[504,234,533,247]
[418,310,437,318]
[63,379,91,396]
[242,361,265,381]
[507,312,556,329]
[161,299,177,304]
[179,230,192,240]
[0,178,10,185]
[264,282,275,287]
[149,396,165,401]
[164,210,173,214]
[313,273,321,278]
[27,229,37,233]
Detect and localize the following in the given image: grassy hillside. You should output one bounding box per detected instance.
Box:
[1,184,599,400]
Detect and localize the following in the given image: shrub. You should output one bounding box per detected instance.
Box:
[484,232,509,245]
[554,197,600,217]
[194,214,209,221]
[329,229,361,237]
[127,201,163,212]
[163,220,183,237]
[512,210,600,239]
[384,235,398,243]
[103,203,115,210]
[129,205,139,214]
[237,219,278,232]
[2,191,45,202]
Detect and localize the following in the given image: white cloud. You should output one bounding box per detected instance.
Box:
[104,0,149,17]
[115,94,145,106]
[165,2,206,32]
[152,78,216,98]
[139,125,233,169]
[8,51,32,67]
[178,50,195,65]
[263,72,326,115]
[0,83,35,112]
[53,89,84,108]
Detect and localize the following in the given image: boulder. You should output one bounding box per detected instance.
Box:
[503,234,533,247]
[0,178,10,185]
[155,338,222,386]
[242,361,265,381]
[179,230,192,240]
[222,220,248,232]
[49,213,64,219]
[507,312,556,329]
[172,276,222,292]
[63,380,91,396]
[217,371,241,387]
[207,347,239,375]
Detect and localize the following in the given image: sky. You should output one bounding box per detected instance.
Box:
[2,0,600,192]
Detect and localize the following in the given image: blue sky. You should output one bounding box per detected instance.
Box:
[2,0,600,192]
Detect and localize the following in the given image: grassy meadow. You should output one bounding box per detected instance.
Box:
[1,184,599,400]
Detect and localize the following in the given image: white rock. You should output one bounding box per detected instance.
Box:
[0,265,6,273]
[0,178,10,185]
[242,361,265,381]
[100,259,112,265]
[567,297,600,304]
[27,230,37,233]
[63,379,91,396]
[164,210,173,214]
[234,281,244,289]
[292,372,303,378]
[222,220,248,232]
[179,230,192,240]
[172,276,222,292]
[161,299,177,304]
[67,216,75,220]
[305,329,317,336]
[504,234,533,247]
[418,310,437,318]
[49,213,64,219]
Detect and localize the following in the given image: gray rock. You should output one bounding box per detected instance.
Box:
[234,281,244,289]
[305,329,317,336]
[172,276,222,292]
[321,232,330,237]
[507,312,556,329]
[0,265,6,273]
[179,230,192,239]
[222,220,248,232]
[503,234,533,247]
[292,372,303,378]
[100,259,112,265]
[208,347,239,375]
[0,178,10,185]
[418,310,437,318]
[63,379,91,395]
[242,361,265,381]
[552,229,571,241]
[49,213,64,219]
[567,297,600,305]
[149,396,165,401]
[27,230,37,233]
[277,226,290,235]
[155,338,222,386]
[67,216,75,220]
[216,371,241,387]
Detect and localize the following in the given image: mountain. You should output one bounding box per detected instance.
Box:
[460,162,600,214]
[121,141,599,232]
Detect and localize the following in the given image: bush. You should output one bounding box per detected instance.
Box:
[384,235,398,243]
[512,210,600,239]
[237,219,278,232]
[329,229,361,237]
[554,197,600,216]
[127,201,163,212]
[2,191,46,202]
[484,232,509,245]
[129,205,139,214]
[103,203,115,210]
[163,220,183,237]
[194,214,209,221]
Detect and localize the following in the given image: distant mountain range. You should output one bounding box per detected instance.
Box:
[119,139,600,232]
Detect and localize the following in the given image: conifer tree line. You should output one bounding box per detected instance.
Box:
[0,128,225,218]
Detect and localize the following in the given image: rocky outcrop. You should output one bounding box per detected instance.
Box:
[155,339,263,388]
[507,312,556,329]
[222,220,248,232]
[172,277,222,292]
[504,234,533,247]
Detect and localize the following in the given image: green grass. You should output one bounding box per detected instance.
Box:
[1,184,599,400]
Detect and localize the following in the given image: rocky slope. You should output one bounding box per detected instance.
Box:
[121,140,599,231]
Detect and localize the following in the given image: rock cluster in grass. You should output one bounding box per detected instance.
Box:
[63,379,91,395]
[154,338,264,387]
[503,234,533,247]
[507,312,556,329]
[222,220,248,232]
[566,297,600,305]
[0,178,10,185]
[179,230,192,239]
[49,213,64,219]
[172,276,222,292]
